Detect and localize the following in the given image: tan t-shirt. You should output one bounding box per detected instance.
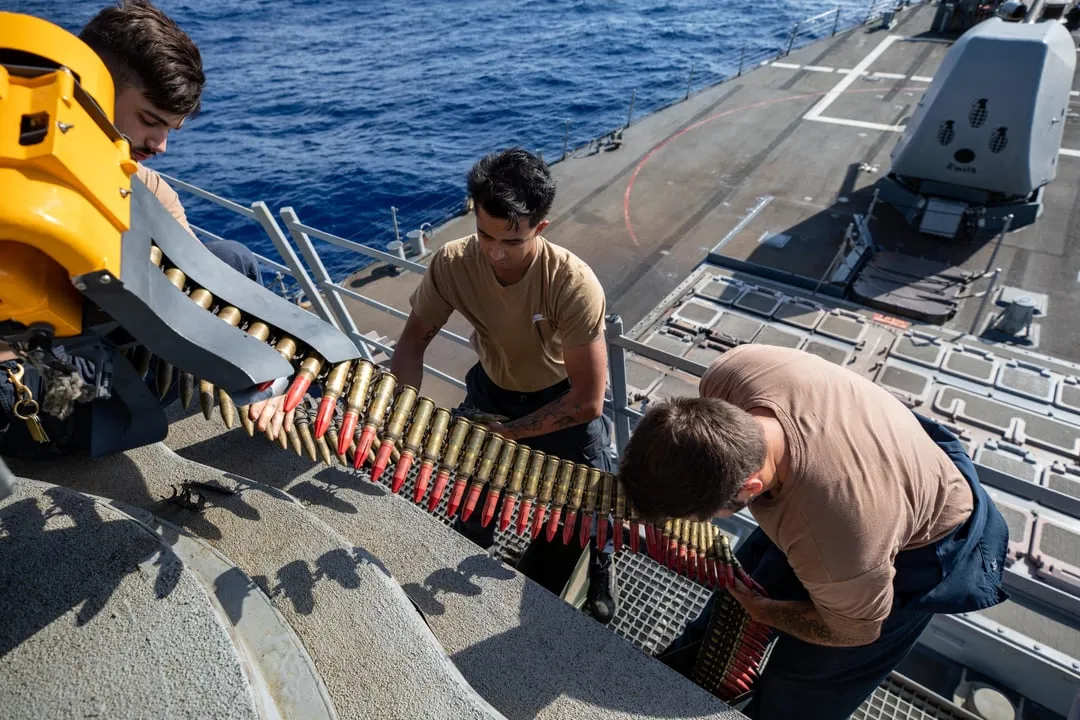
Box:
[137,164,193,236]
[410,234,606,392]
[700,344,973,635]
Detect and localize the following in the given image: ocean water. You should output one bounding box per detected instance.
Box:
[12,0,881,278]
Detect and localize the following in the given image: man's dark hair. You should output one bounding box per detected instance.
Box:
[618,397,768,520]
[79,0,205,116]
[467,148,556,230]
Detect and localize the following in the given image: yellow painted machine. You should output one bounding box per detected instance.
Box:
[0,12,359,455]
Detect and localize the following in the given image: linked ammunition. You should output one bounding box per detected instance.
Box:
[678,519,691,574]
[326,426,348,466]
[447,424,487,517]
[286,424,303,456]
[131,345,153,379]
[628,500,640,554]
[217,390,237,429]
[664,519,677,570]
[612,478,627,553]
[562,465,588,546]
[462,434,503,522]
[480,439,516,528]
[149,245,163,267]
[545,460,575,543]
[314,361,352,439]
[178,372,196,410]
[414,408,450,504]
[315,434,334,466]
[688,521,700,583]
[580,468,601,549]
[596,472,614,551]
[199,379,216,421]
[371,385,417,483]
[531,456,561,540]
[390,397,434,494]
[338,360,375,456]
[498,445,532,532]
[352,372,396,470]
[284,352,323,413]
[295,407,318,462]
[427,417,469,512]
[516,451,546,537]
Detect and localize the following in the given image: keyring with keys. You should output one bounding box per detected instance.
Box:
[5,362,50,443]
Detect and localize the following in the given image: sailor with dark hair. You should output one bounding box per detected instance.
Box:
[619,343,1010,720]
[390,148,619,623]
[1,1,269,459]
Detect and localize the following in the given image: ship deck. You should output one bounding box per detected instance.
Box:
[333,3,1080,716]
[343,2,1080,413]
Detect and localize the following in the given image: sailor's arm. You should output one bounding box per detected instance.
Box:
[494,338,607,441]
[730,558,891,648]
[389,312,444,390]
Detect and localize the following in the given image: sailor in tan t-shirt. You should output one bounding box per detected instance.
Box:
[390,148,618,624]
[619,344,1009,720]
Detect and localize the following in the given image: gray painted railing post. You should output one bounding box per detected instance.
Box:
[685,63,695,100]
[626,89,636,129]
[391,206,401,245]
[250,202,340,329]
[984,214,1014,276]
[832,6,842,35]
[738,43,746,76]
[606,314,634,457]
[786,22,799,55]
[969,268,1001,336]
[278,206,375,362]
[562,119,571,160]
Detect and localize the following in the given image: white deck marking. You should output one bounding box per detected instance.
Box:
[911,75,934,83]
[803,65,834,73]
[807,115,905,132]
[805,35,904,121]
[771,62,801,70]
[871,71,908,80]
[1059,148,1080,157]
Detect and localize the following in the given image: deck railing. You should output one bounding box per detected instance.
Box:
[160,0,927,442]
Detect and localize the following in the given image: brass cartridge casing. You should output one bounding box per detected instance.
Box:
[537,456,561,505]
[439,418,471,469]
[567,465,588,511]
[553,460,575,507]
[457,425,488,477]
[489,440,516,491]
[402,398,435,453]
[475,435,504,484]
[506,445,531,495]
[420,408,451,462]
[383,386,418,440]
[522,451,546,501]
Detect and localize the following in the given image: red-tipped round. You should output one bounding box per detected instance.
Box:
[337,413,358,456]
[697,553,710,586]
[579,513,592,548]
[530,505,547,540]
[462,484,485,523]
[516,500,533,537]
[613,519,624,554]
[561,510,578,545]
[283,373,313,414]
[677,546,688,576]
[597,518,609,554]
[687,550,698,582]
[314,396,336,439]
[353,426,376,471]
[427,469,450,512]
[667,541,678,570]
[724,561,736,588]
[629,520,640,554]
[447,478,467,517]
[481,492,500,528]
[390,453,414,494]
[545,508,563,542]
[499,495,518,533]
[370,441,394,483]
[644,524,656,558]
[413,463,434,504]
[707,559,720,588]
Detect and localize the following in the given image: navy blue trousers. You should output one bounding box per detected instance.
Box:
[451,363,615,594]
[659,415,1009,720]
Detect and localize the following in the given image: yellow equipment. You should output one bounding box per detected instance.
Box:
[0,12,359,456]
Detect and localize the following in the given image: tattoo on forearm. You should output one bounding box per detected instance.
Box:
[758,601,866,647]
[505,395,585,437]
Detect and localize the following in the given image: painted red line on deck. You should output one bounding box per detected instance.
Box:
[623,87,919,247]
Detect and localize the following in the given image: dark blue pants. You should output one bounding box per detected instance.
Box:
[660,415,1009,720]
[1,240,262,460]
[451,363,615,594]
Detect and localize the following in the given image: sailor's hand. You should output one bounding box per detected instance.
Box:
[250,395,295,439]
[730,577,766,620]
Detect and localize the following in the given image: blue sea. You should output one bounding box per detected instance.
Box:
[12,0,879,279]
